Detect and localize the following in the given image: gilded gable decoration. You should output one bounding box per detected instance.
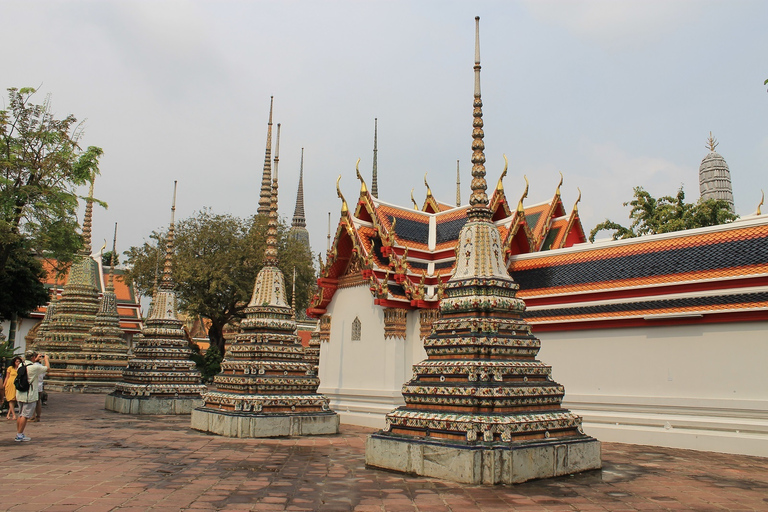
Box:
[383,308,408,340]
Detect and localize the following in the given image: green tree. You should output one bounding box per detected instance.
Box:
[589,186,738,242]
[102,250,119,267]
[0,87,103,320]
[124,210,316,354]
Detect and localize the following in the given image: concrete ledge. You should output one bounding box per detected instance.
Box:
[190,408,340,438]
[105,394,203,415]
[365,433,601,485]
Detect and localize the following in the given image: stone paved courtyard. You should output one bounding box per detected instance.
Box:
[2,392,767,511]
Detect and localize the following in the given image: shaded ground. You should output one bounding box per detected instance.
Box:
[1,392,766,511]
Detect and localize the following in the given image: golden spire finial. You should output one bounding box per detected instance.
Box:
[468,16,490,220]
[159,181,178,291]
[355,158,368,194]
[264,124,280,265]
[758,190,764,216]
[336,176,348,214]
[456,160,461,206]
[410,188,418,210]
[372,118,379,198]
[81,178,95,255]
[108,223,118,291]
[258,97,274,215]
[556,171,564,196]
[517,175,529,214]
[706,131,719,152]
[496,154,508,192]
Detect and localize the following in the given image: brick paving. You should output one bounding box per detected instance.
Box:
[1,393,767,511]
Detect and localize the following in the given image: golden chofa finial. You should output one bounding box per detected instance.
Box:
[758,190,764,216]
[573,187,582,213]
[706,131,719,152]
[496,154,508,192]
[410,188,419,210]
[424,173,433,198]
[517,175,529,214]
[336,175,348,214]
[556,171,564,196]
[355,158,368,195]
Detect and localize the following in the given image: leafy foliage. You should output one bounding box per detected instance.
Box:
[190,343,223,383]
[589,186,738,242]
[124,210,316,353]
[0,87,103,320]
[102,250,119,267]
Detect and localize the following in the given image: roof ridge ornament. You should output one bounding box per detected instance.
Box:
[517,175,529,213]
[336,175,348,214]
[758,190,764,216]
[355,158,368,195]
[556,171,564,196]
[573,187,582,213]
[496,155,508,192]
[424,173,433,199]
[410,189,418,210]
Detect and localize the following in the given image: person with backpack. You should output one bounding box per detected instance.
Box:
[14,351,49,442]
[3,356,22,420]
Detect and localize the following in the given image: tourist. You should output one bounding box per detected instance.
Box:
[3,356,22,420]
[31,371,45,422]
[15,352,49,442]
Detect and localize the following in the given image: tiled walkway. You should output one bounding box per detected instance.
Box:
[2,393,766,511]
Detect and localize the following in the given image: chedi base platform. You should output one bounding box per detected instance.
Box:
[105,394,203,415]
[190,408,339,438]
[366,433,601,485]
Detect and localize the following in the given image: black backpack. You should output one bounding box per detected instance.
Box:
[14,363,30,392]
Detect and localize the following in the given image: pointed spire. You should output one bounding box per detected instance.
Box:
[468,16,490,220]
[82,179,95,255]
[456,160,461,206]
[372,118,379,198]
[159,181,178,291]
[258,97,274,215]
[107,223,118,292]
[292,148,306,229]
[291,266,297,323]
[264,124,280,266]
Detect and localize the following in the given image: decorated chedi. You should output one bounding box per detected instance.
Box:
[365,17,601,484]
[191,117,338,437]
[78,224,130,392]
[106,182,206,414]
[37,180,102,392]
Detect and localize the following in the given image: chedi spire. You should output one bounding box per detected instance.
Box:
[257,97,274,215]
[106,181,206,415]
[365,16,601,485]
[290,147,311,251]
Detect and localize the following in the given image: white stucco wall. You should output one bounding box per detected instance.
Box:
[536,321,768,457]
[318,284,426,428]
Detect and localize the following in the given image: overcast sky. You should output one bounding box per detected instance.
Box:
[2,0,767,268]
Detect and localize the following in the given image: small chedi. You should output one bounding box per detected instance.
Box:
[191,107,338,437]
[35,181,109,392]
[106,182,206,414]
[365,17,601,484]
[77,224,131,390]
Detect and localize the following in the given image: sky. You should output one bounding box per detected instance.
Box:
[2,0,767,268]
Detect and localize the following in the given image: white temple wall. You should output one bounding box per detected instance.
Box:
[318,285,426,428]
[537,321,768,457]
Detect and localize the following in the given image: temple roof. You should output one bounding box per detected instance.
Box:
[510,215,768,331]
[308,175,585,316]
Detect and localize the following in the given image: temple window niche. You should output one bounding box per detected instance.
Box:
[351,316,361,341]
